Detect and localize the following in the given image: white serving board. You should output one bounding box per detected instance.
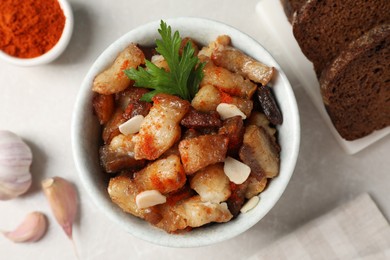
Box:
[256,0,390,154]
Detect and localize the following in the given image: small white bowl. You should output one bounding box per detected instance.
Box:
[72,17,300,247]
[0,0,74,66]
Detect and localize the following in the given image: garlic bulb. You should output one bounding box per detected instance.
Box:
[2,211,47,243]
[0,130,32,200]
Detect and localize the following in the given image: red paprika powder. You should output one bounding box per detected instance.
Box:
[0,0,66,58]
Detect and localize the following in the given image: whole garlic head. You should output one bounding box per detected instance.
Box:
[0,130,32,200]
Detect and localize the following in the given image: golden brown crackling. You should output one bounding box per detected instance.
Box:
[239,125,280,179]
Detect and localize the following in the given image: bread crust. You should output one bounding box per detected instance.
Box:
[280,0,307,23]
[319,24,390,140]
[292,0,390,76]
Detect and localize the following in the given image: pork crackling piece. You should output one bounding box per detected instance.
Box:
[92,93,115,125]
[152,192,233,233]
[191,84,253,117]
[173,196,233,228]
[201,60,257,99]
[212,46,275,86]
[244,175,267,199]
[190,163,231,203]
[133,155,186,194]
[239,125,280,179]
[178,134,229,174]
[108,175,145,218]
[108,155,187,217]
[93,44,145,95]
[246,111,277,139]
[100,134,145,174]
[198,35,231,58]
[133,94,190,160]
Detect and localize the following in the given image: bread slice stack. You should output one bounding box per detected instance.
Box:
[281,0,390,140]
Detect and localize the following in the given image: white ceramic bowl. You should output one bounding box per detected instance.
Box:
[72,17,300,247]
[0,0,74,66]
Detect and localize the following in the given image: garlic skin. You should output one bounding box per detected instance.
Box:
[0,130,32,200]
[41,177,78,240]
[2,211,47,243]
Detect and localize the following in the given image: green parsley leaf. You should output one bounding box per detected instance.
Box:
[124,20,204,102]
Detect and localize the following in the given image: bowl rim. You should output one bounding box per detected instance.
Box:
[72,17,300,248]
[0,0,74,66]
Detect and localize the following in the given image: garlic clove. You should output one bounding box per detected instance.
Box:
[223,156,251,184]
[216,103,247,120]
[0,130,33,200]
[41,177,78,240]
[2,211,47,243]
[240,196,260,213]
[136,190,166,209]
[118,115,145,135]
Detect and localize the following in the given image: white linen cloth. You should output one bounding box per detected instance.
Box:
[248,193,390,260]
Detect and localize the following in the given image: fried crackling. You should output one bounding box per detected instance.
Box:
[100,134,145,174]
[108,155,187,217]
[152,186,194,232]
[173,196,233,228]
[92,93,115,125]
[239,125,280,179]
[93,44,145,95]
[198,35,231,58]
[116,87,150,111]
[191,84,253,117]
[190,163,231,203]
[226,182,249,217]
[133,94,190,160]
[246,111,277,141]
[178,134,229,174]
[218,116,245,154]
[201,60,257,99]
[108,175,145,218]
[153,203,188,233]
[151,55,169,71]
[212,46,274,86]
[180,37,200,56]
[180,107,222,130]
[133,155,186,194]
[122,100,152,120]
[244,175,267,199]
[102,108,126,144]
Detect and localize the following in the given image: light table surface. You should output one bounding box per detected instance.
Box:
[0,0,389,259]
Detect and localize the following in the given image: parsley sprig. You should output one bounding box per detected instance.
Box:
[124,20,205,102]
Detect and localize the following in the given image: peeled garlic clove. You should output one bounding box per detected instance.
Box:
[224,156,251,184]
[118,115,144,135]
[216,103,247,120]
[0,130,32,200]
[42,177,78,240]
[240,196,260,213]
[2,211,47,243]
[136,190,166,209]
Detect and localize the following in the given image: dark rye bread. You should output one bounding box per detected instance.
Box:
[280,0,306,23]
[292,0,390,76]
[320,24,390,141]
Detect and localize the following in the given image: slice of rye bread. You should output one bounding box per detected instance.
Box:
[320,24,390,141]
[280,0,307,23]
[292,0,390,76]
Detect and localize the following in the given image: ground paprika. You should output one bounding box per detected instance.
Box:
[0,0,66,58]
